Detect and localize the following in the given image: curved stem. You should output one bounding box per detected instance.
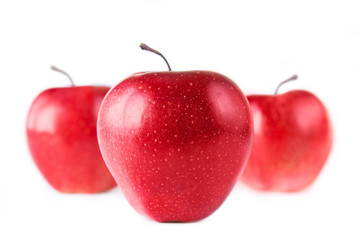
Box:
[50,65,75,86]
[140,43,172,71]
[274,75,298,95]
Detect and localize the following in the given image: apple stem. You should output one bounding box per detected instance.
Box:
[274,75,298,95]
[50,65,75,87]
[140,43,172,71]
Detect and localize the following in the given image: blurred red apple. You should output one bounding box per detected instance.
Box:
[240,75,333,192]
[97,44,253,222]
[26,66,116,193]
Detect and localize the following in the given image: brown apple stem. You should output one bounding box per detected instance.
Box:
[274,75,298,95]
[140,43,172,71]
[50,65,75,86]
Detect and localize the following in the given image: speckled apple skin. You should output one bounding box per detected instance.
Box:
[26,86,117,193]
[241,91,333,192]
[98,71,253,222]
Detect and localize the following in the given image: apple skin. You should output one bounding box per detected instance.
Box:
[26,86,117,193]
[97,71,253,222]
[240,90,333,192]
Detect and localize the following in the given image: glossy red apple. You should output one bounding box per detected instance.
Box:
[240,75,333,192]
[26,66,116,193]
[97,44,253,222]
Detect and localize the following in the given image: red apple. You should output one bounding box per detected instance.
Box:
[97,44,253,222]
[26,66,116,193]
[240,75,333,192]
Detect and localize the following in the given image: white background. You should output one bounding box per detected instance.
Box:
[1,0,359,239]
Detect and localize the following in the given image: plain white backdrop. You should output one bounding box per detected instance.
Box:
[1,0,359,239]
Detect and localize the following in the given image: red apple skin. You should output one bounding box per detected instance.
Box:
[26,86,117,193]
[240,90,333,192]
[97,71,253,222]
